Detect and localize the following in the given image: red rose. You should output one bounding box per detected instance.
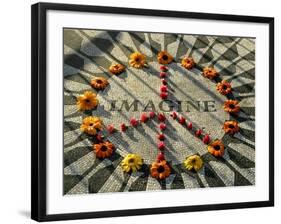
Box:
[160,65,168,72]
[160,92,168,99]
[160,72,167,78]
[157,152,165,161]
[179,116,186,124]
[195,129,202,137]
[160,85,168,92]
[170,111,177,119]
[161,79,168,85]
[149,111,156,118]
[203,134,210,144]
[130,118,138,127]
[96,133,103,142]
[120,123,127,132]
[158,142,165,150]
[107,125,115,134]
[158,133,165,141]
[157,113,166,122]
[140,113,148,123]
[159,123,166,130]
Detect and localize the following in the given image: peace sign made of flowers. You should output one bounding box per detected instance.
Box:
[76,51,240,180]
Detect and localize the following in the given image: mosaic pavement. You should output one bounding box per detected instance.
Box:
[63,28,255,195]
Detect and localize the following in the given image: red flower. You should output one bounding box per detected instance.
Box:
[203,134,210,144]
[160,65,168,72]
[96,133,103,142]
[179,116,186,124]
[130,118,138,127]
[157,152,165,161]
[160,85,168,92]
[159,123,166,130]
[160,72,167,78]
[158,133,165,141]
[140,113,148,123]
[161,79,167,85]
[158,142,165,150]
[149,111,156,118]
[170,111,177,119]
[160,92,168,99]
[195,129,202,137]
[187,122,193,130]
[158,113,166,122]
[120,123,127,132]
[107,125,115,134]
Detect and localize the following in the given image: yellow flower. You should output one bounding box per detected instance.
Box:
[181,56,195,69]
[76,91,99,111]
[121,154,143,173]
[202,67,218,79]
[184,155,203,171]
[80,116,103,135]
[109,63,126,75]
[157,51,173,64]
[216,80,232,95]
[223,100,240,114]
[90,77,109,90]
[129,52,147,68]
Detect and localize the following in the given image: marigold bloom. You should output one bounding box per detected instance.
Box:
[223,120,239,134]
[129,52,146,68]
[157,51,173,64]
[80,116,103,135]
[109,63,126,75]
[93,141,114,159]
[202,67,218,79]
[217,80,232,95]
[181,56,195,69]
[150,160,171,179]
[76,91,99,111]
[223,100,240,114]
[90,77,109,90]
[208,140,225,157]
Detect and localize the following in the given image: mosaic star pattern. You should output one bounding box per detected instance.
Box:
[63,29,255,195]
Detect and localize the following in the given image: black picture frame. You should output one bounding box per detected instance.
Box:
[31,2,274,222]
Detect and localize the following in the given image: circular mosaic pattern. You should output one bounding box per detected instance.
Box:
[63,29,255,194]
[95,61,229,164]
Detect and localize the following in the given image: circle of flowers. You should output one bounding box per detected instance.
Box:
[76,50,241,180]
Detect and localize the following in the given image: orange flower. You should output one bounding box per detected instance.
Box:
[217,80,232,95]
[150,160,171,179]
[157,51,173,64]
[76,91,99,111]
[223,120,239,134]
[202,67,218,79]
[109,63,126,75]
[90,77,109,90]
[181,56,195,69]
[208,140,225,157]
[80,116,103,135]
[223,100,240,114]
[129,52,146,68]
[93,141,114,159]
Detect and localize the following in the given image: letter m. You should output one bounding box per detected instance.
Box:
[119,100,139,112]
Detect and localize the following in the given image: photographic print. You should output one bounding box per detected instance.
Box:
[63,28,255,195]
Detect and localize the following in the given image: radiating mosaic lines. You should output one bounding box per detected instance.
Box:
[63,29,255,194]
